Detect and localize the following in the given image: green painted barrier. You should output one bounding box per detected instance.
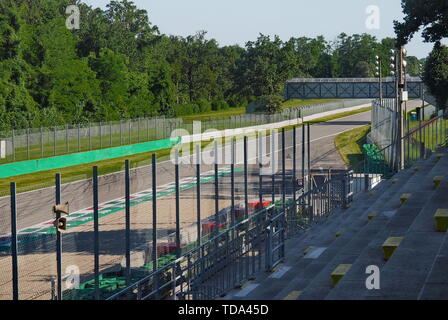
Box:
[0,137,181,178]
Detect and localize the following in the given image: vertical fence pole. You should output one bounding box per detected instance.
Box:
[89,122,92,150]
[55,173,62,300]
[196,145,201,246]
[110,122,113,147]
[27,128,30,160]
[146,118,150,141]
[10,182,19,300]
[151,154,157,272]
[302,124,305,193]
[93,166,100,300]
[125,160,131,285]
[12,129,15,162]
[120,120,123,146]
[53,127,56,156]
[293,126,297,223]
[258,131,263,205]
[130,120,133,144]
[175,150,181,258]
[77,124,80,152]
[40,127,44,158]
[214,141,219,235]
[244,136,249,219]
[231,138,236,232]
[282,128,286,211]
[271,130,276,205]
[65,125,69,154]
[99,122,103,149]
[307,123,311,192]
[243,136,249,279]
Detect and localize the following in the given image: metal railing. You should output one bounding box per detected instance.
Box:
[350,114,448,198]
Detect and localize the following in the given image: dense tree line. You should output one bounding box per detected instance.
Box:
[0,0,423,131]
[395,0,448,112]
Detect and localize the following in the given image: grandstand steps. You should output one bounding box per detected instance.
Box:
[223,150,448,300]
[326,152,448,300]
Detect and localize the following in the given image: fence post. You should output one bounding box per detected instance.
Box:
[152,154,157,272]
[175,150,181,257]
[65,124,69,154]
[99,121,102,149]
[77,124,80,152]
[53,127,56,156]
[230,139,235,235]
[364,174,369,192]
[293,126,297,223]
[196,145,201,247]
[282,128,286,211]
[93,166,100,300]
[10,182,19,300]
[129,120,132,145]
[125,160,131,285]
[120,120,123,146]
[243,136,249,280]
[12,129,15,161]
[89,122,92,150]
[214,141,219,236]
[109,122,112,147]
[258,131,263,205]
[40,127,44,158]
[244,137,248,219]
[55,173,63,300]
[27,128,30,160]
[271,130,276,205]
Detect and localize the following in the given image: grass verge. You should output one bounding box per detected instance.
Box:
[181,99,338,122]
[334,125,371,167]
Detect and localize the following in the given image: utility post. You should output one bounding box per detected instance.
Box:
[375,55,383,106]
[398,46,408,171]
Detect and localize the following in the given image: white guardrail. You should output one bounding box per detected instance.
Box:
[179,103,371,144]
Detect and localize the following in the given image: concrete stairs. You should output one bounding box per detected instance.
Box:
[223,150,448,300]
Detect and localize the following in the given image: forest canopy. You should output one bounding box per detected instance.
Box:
[0,0,423,131]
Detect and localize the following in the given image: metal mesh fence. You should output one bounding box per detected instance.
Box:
[0,100,369,165]
[370,99,397,151]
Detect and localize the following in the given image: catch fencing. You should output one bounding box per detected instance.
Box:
[0,99,369,165]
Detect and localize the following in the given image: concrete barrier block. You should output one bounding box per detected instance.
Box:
[433,176,444,189]
[382,237,404,260]
[400,193,411,205]
[331,264,352,286]
[434,209,448,232]
[368,211,379,221]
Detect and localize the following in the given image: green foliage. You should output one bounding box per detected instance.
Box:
[395,0,448,46]
[423,44,448,111]
[251,95,284,114]
[0,0,425,133]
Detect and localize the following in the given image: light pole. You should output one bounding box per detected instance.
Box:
[419,63,425,121]
[375,55,383,105]
[390,49,399,170]
[398,47,408,171]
